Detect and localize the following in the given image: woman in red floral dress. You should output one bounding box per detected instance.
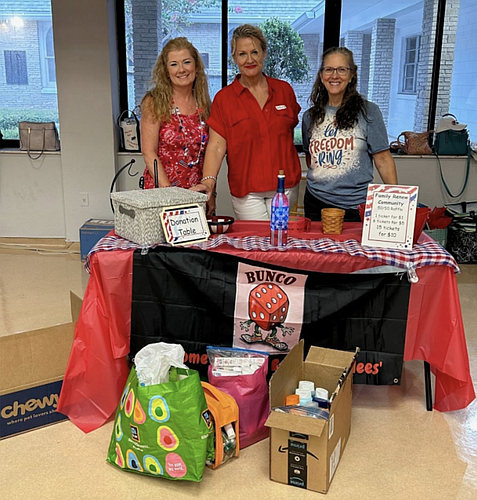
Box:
[140,37,213,211]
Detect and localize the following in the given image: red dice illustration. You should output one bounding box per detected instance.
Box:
[248,283,289,331]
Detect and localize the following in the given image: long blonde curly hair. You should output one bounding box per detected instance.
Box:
[141,37,211,122]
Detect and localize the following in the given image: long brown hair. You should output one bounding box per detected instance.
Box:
[308,47,367,130]
[141,37,211,122]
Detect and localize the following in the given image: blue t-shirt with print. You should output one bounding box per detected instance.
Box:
[302,101,389,209]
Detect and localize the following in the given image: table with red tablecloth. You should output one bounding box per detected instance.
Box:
[57,221,475,433]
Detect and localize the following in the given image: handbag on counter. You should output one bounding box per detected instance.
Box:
[434,114,470,156]
[118,109,141,152]
[19,121,60,159]
[434,114,471,198]
[394,130,433,155]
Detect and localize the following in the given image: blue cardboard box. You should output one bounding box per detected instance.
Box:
[0,380,67,438]
[0,317,78,439]
[79,218,114,261]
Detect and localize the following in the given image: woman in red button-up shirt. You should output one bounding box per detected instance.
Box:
[192,24,302,220]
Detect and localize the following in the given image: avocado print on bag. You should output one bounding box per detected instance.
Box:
[107,366,214,482]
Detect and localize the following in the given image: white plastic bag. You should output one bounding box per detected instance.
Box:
[135,342,188,386]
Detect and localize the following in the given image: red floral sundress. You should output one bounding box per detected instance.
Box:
[143,110,208,189]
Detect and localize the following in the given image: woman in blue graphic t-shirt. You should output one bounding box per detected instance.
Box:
[302,47,398,222]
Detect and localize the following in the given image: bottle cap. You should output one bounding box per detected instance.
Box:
[285,394,300,405]
[295,388,312,399]
[278,169,285,176]
[299,380,315,393]
[314,387,329,401]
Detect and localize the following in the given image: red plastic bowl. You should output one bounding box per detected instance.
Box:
[207,215,235,234]
[358,204,430,244]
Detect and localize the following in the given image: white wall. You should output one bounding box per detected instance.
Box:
[0,0,119,241]
[0,152,65,238]
[377,155,477,208]
[51,0,118,241]
[0,1,476,240]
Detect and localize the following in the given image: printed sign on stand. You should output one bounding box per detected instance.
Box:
[161,204,210,246]
[361,184,419,249]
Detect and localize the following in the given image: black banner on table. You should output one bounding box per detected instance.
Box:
[131,247,410,384]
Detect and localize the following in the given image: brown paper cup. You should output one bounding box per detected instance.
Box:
[321,208,345,234]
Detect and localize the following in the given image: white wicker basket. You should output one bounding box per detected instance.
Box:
[111,187,208,246]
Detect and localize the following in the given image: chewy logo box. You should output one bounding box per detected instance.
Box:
[79,219,114,261]
[265,341,357,494]
[0,292,82,439]
[0,381,66,438]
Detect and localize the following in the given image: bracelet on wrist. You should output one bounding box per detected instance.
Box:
[201,176,217,184]
[211,191,217,197]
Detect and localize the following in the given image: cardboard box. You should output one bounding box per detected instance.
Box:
[0,292,82,439]
[79,219,114,261]
[265,341,357,494]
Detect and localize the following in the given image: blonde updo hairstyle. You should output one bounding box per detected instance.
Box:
[141,37,211,122]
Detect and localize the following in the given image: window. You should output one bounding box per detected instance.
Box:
[0,3,59,141]
[38,23,57,90]
[401,35,420,94]
[200,52,210,69]
[4,51,28,85]
[120,0,323,146]
[121,0,222,112]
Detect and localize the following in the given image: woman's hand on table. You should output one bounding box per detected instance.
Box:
[191,177,216,197]
[191,179,216,217]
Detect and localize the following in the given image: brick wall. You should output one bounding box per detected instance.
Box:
[369,18,396,126]
[343,31,371,98]
[414,0,460,131]
[0,20,58,111]
[131,0,162,108]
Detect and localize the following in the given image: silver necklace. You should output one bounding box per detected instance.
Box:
[172,101,206,169]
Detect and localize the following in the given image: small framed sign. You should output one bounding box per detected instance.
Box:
[161,203,210,246]
[361,184,419,249]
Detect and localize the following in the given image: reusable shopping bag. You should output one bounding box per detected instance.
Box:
[201,382,240,469]
[106,366,214,481]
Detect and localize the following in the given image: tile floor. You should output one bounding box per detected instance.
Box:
[0,241,476,499]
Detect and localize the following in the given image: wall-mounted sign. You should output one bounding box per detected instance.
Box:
[161,204,210,246]
[361,184,419,249]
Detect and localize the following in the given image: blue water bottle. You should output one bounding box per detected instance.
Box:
[270,170,289,247]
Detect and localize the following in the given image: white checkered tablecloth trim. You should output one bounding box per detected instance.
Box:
[85,233,459,274]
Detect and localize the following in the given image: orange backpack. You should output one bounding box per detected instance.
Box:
[201,382,240,469]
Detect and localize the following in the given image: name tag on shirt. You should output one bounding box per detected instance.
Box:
[275,105,287,110]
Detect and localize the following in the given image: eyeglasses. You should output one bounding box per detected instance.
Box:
[321,66,351,76]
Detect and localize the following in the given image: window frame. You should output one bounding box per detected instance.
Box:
[400,34,420,95]
[1,1,451,151]
[115,0,450,153]
[38,22,57,91]
[4,50,28,85]
[200,52,210,70]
